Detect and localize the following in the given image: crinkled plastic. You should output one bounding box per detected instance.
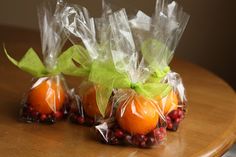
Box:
[21,1,71,124]
[60,2,117,125]
[60,0,189,147]
[4,0,73,124]
[20,75,70,124]
[94,89,167,148]
[92,6,169,147]
[129,0,189,131]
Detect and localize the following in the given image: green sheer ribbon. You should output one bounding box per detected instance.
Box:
[89,61,171,117]
[4,45,89,78]
[148,66,171,83]
[4,42,172,117]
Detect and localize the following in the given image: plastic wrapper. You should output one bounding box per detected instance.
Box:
[129,0,189,131]
[4,1,76,124]
[60,0,175,148]
[60,2,115,126]
[91,7,171,148]
[60,0,189,147]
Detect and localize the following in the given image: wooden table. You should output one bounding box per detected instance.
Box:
[0,26,236,157]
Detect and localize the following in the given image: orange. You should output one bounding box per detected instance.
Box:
[28,79,65,114]
[82,86,111,117]
[116,94,159,135]
[156,90,178,114]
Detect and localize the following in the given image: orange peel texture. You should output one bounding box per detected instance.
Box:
[82,86,111,117]
[156,90,178,114]
[116,95,160,135]
[28,79,65,114]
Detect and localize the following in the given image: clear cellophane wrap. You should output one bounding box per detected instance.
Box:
[17,1,71,124]
[61,0,189,147]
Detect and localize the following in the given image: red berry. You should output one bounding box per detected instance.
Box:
[140,141,146,147]
[40,114,47,121]
[167,123,173,129]
[166,116,171,121]
[175,118,181,124]
[177,109,183,118]
[125,135,132,144]
[159,127,166,134]
[110,137,119,145]
[171,110,178,119]
[77,116,85,124]
[146,137,156,146]
[114,129,124,138]
[153,129,161,138]
[158,133,165,141]
[54,111,62,119]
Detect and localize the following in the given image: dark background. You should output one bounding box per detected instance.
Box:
[0,0,235,89]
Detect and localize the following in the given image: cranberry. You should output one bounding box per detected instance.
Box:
[175,118,181,124]
[146,137,156,146]
[131,134,148,147]
[54,111,62,119]
[77,116,85,124]
[153,129,161,138]
[167,123,173,129]
[40,114,47,121]
[125,135,132,144]
[158,131,166,141]
[159,127,165,132]
[110,137,119,145]
[166,116,171,121]
[170,110,178,119]
[114,129,124,138]
[140,141,146,147]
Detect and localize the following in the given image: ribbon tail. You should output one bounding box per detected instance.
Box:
[56,46,89,77]
[4,46,47,77]
[95,85,113,118]
[4,46,18,66]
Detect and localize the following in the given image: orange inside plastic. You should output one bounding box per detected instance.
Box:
[156,90,178,114]
[82,86,111,117]
[116,94,160,135]
[28,79,65,114]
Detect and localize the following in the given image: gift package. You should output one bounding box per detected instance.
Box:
[5,0,189,148]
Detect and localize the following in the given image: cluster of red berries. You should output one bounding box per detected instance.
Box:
[69,113,96,126]
[96,123,166,148]
[166,108,185,131]
[20,104,68,124]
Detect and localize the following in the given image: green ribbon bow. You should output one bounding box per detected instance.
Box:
[4,41,172,117]
[4,45,90,78]
[89,61,171,117]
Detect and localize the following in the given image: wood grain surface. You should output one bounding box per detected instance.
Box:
[0,26,236,157]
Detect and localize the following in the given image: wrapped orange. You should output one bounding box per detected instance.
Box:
[4,1,78,124]
[116,94,159,135]
[69,84,112,125]
[28,78,65,114]
[156,90,178,115]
